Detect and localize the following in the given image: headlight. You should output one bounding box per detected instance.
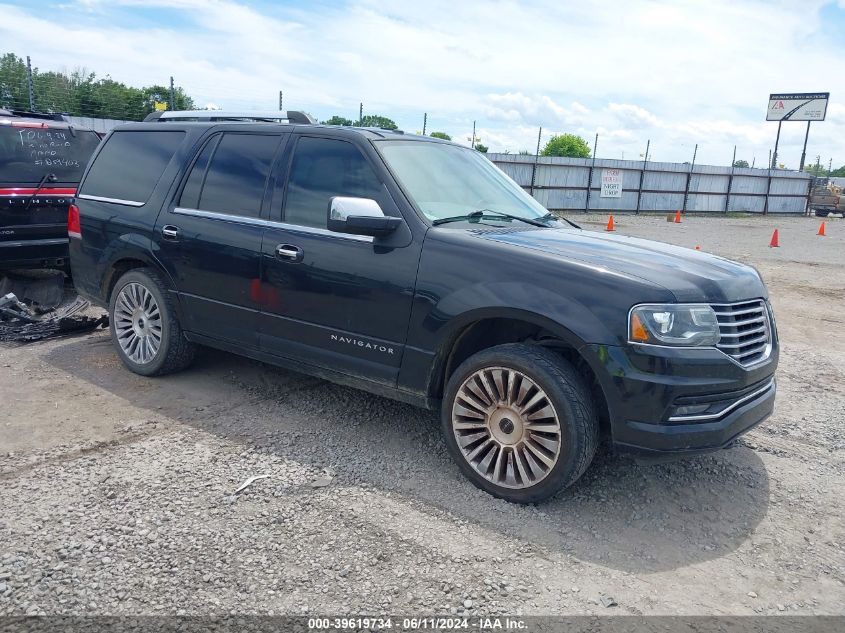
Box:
[629,304,720,347]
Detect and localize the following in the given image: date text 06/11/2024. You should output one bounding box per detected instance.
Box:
[307,616,529,630]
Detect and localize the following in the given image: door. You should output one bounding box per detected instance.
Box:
[154,131,285,348]
[258,135,420,385]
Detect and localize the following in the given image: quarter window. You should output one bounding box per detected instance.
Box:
[178,136,219,209]
[196,133,279,218]
[283,137,384,228]
[80,130,185,204]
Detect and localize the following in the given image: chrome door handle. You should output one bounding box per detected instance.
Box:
[275,244,303,262]
[162,225,180,240]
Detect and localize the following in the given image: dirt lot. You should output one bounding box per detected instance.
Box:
[0,214,843,617]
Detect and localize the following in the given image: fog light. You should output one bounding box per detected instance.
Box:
[671,403,712,417]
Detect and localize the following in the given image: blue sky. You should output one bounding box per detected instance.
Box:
[3,0,844,167]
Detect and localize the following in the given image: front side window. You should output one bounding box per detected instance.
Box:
[283,137,384,228]
[376,141,549,222]
[196,133,279,218]
[80,130,184,204]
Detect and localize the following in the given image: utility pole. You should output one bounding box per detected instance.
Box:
[682,143,697,213]
[771,121,782,169]
[26,55,35,111]
[359,102,363,125]
[278,91,283,111]
[725,145,736,214]
[169,76,175,111]
[529,126,542,197]
[584,133,599,213]
[799,121,811,171]
[635,139,650,214]
[471,121,476,149]
[828,158,833,177]
[422,112,427,136]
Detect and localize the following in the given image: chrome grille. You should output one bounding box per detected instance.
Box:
[712,300,771,367]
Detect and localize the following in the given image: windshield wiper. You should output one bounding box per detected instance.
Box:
[539,212,581,229]
[23,173,57,213]
[433,209,548,227]
[478,209,548,227]
[432,210,487,226]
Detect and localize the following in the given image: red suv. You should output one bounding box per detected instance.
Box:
[1,109,101,271]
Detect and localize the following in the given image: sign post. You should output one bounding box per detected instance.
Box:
[766,92,829,170]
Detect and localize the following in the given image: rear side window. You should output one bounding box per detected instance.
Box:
[0,126,101,186]
[194,133,279,218]
[80,130,185,204]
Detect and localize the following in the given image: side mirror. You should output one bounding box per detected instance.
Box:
[327,197,403,237]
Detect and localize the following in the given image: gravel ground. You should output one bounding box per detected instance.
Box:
[0,214,843,617]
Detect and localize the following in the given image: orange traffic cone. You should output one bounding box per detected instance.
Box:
[605,214,615,231]
[769,229,779,248]
[818,221,826,237]
[694,245,701,250]
[674,210,682,224]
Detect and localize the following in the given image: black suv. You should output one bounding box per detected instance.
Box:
[69,111,778,503]
[1,109,101,270]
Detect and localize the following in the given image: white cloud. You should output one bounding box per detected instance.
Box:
[606,104,661,130]
[1,0,842,166]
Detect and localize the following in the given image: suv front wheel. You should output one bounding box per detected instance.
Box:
[442,343,598,504]
[109,268,195,376]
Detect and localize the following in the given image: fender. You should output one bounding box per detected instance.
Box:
[427,281,617,346]
[403,281,618,401]
[97,233,186,321]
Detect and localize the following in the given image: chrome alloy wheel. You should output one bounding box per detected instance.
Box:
[113,282,162,365]
[451,367,562,489]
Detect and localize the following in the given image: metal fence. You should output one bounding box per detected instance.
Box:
[489,154,813,214]
[66,116,130,133]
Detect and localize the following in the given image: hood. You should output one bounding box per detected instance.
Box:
[475,227,766,303]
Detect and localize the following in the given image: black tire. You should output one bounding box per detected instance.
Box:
[441,343,598,504]
[815,210,830,217]
[108,268,195,376]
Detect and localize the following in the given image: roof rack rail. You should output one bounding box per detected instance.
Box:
[0,109,70,122]
[143,110,318,124]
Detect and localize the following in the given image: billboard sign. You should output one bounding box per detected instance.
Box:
[766,93,829,121]
[600,168,622,198]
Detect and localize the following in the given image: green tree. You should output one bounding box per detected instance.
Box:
[429,131,451,140]
[541,133,591,158]
[830,165,845,177]
[0,53,29,109]
[141,84,193,115]
[518,150,532,155]
[804,163,827,176]
[733,159,749,168]
[0,52,195,120]
[474,143,489,153]
[323,115,354,126]
[359,114,397,130]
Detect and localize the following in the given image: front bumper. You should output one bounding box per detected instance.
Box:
[582,342,778,455]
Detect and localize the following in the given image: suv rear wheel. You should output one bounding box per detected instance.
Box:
[109,268,195,376]
[442,343,598,504]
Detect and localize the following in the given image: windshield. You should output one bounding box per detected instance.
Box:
[376,140,550,223]
[0,126,101,185]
